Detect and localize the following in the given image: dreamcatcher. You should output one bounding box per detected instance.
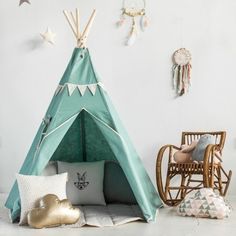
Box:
[117,0,149,46]
[172,48,192,96]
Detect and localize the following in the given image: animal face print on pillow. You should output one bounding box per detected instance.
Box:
[74,172,89,190]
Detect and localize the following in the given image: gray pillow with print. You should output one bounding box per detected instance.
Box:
[57,160,106,205]
[192,134,215,162]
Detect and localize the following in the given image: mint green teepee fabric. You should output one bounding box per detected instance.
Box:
[5,48,162,222]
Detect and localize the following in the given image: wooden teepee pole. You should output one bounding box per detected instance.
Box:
[63,9,96,48]
[78,9,96,48]
[70,11,77,27]
[63,10,78,40]
[76,8,80,40]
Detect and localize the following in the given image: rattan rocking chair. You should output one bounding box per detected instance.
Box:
[156,131,232,206]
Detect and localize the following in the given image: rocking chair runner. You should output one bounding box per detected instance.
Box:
[156,131,232,206]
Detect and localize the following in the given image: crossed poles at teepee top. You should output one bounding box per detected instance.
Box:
[63,8,96,48]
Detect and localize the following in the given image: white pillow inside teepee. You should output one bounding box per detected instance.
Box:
[16,173,68,225]
[177,188,230,219]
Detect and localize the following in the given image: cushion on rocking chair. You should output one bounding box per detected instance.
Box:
[177,188,230,219]
[192,134,215,162]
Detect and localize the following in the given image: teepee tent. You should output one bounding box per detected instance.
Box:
[5,9,162,222]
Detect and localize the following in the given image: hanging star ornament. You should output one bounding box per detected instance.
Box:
[19,0,31,6]
[40,28,56,45]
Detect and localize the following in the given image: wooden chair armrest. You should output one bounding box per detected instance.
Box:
[203,144,221,163]
[156,144,181,203]
[157,145,181,164]
[203,144,223,188]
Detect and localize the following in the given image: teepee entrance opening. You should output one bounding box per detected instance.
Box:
[51,109,117,163]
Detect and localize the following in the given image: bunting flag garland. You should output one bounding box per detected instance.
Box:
[54,85,63,96]
[88,84,97,95]
[117,0,149,46]
[172,48,192,96]
[77,85,87,96]
[54,82,104,97]
[67,84,77,96]
[97,82,106,90]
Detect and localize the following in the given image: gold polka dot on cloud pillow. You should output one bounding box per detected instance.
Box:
[27,194,80,229]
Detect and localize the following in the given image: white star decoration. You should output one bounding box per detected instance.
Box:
[40,28,56,45]
[19,0,31,6]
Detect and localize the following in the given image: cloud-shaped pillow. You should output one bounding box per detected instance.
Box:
[177,188,230,219]
[27,194,80,228]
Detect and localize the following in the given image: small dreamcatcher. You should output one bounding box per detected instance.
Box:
[117,0,149,46]
[172,48,192,96]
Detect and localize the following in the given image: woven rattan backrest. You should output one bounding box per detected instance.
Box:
[181,131,226,150]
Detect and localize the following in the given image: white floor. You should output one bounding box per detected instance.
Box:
[0,193,235,236]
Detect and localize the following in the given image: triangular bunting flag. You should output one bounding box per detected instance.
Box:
[98,82,105,90]
[88,84,97,95]
[67,83,77,96]
[54,85,63,96]
[77,85,87,96]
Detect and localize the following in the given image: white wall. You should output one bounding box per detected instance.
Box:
[0,0,236,195]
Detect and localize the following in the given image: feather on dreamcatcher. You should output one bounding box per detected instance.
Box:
[172,48,192,96]
[117,0,149,46]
